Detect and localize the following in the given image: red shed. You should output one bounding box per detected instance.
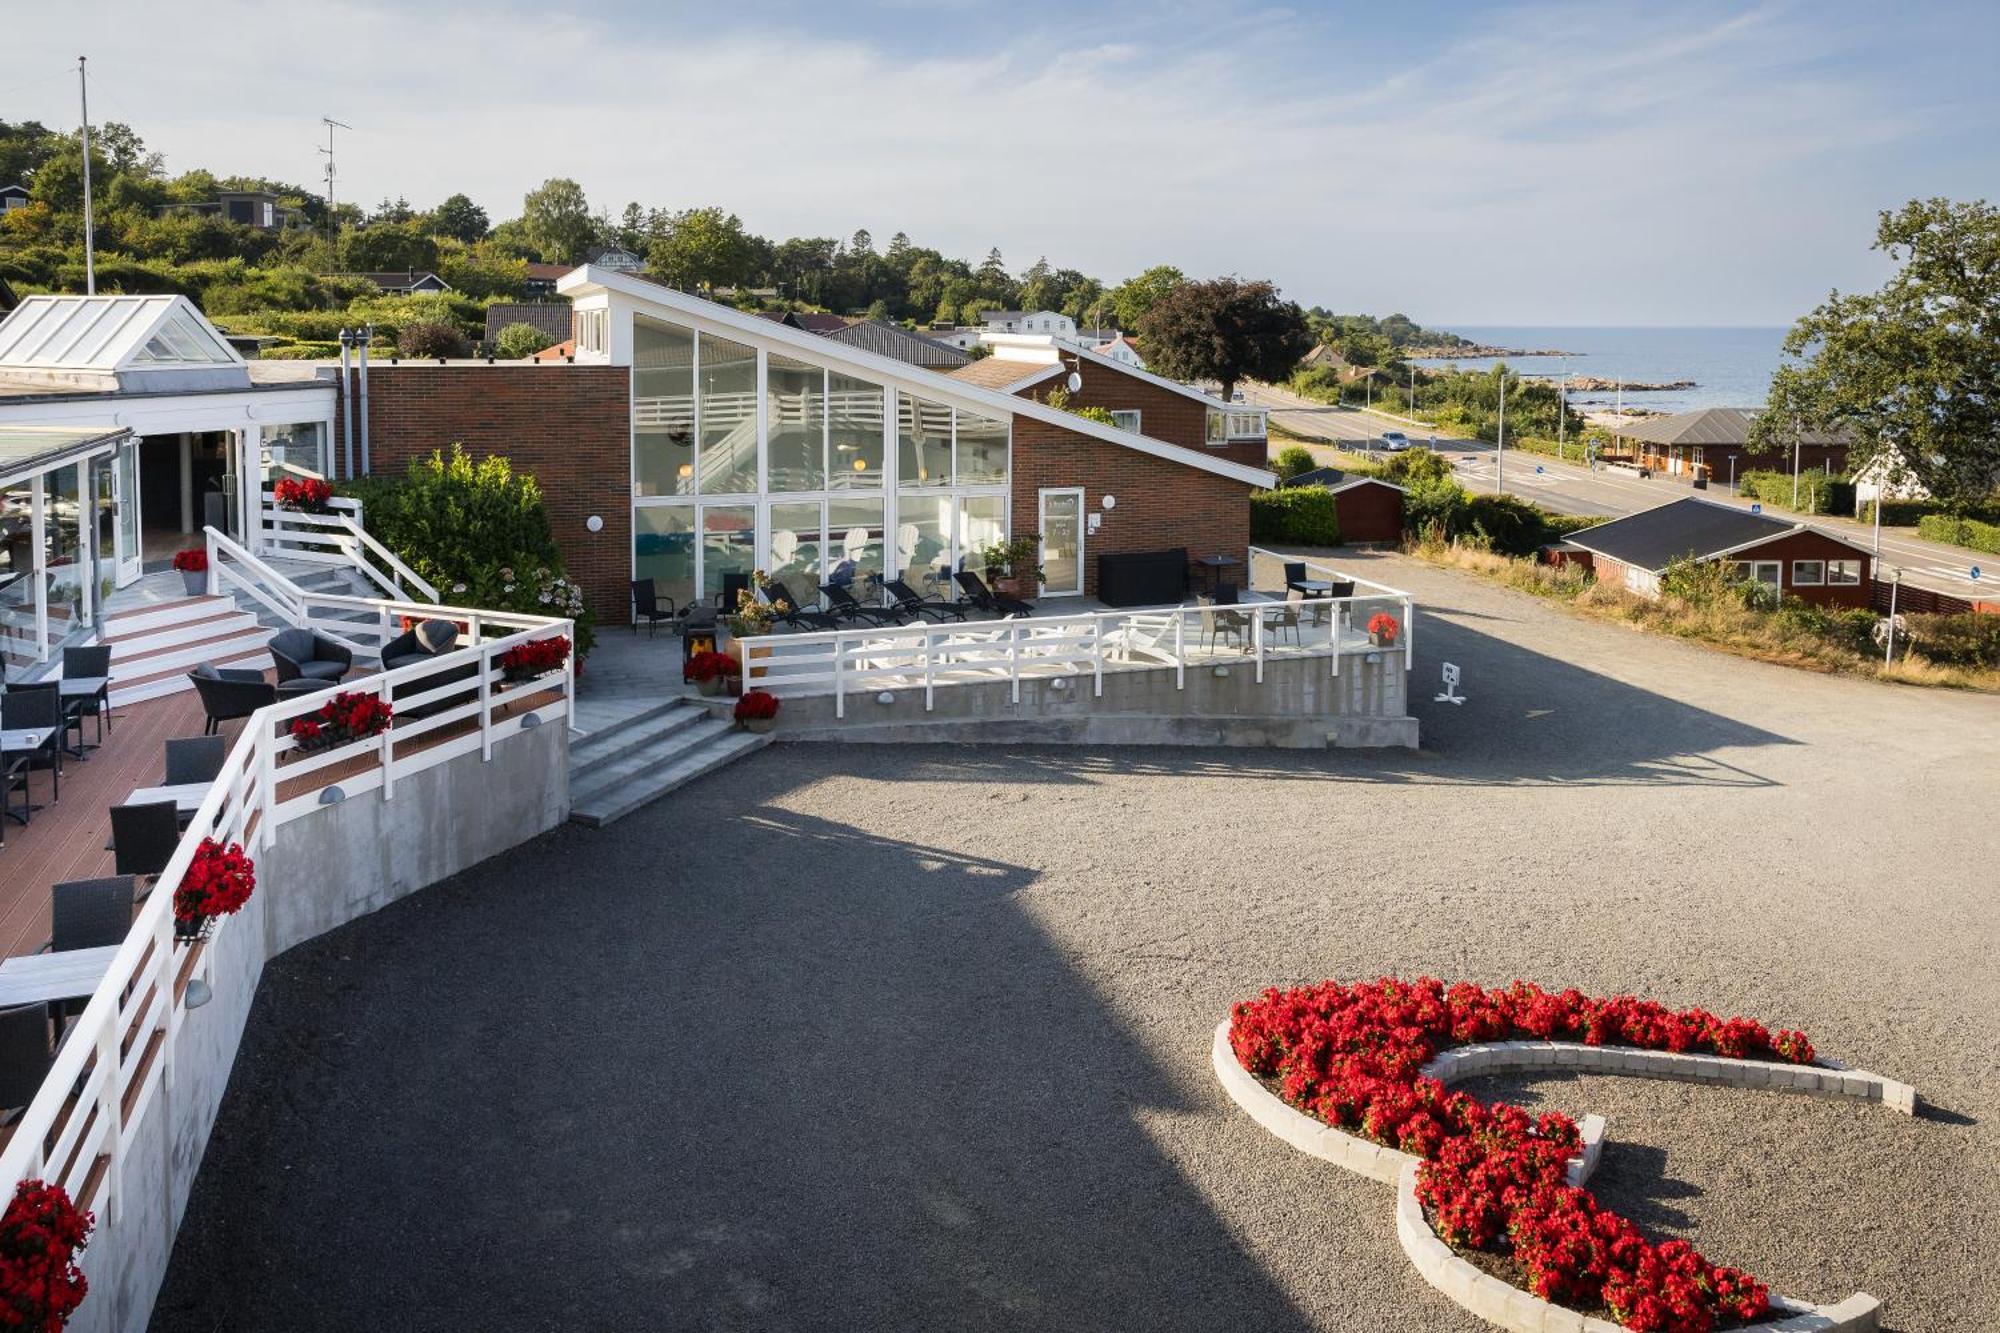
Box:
[1329,477,1406,545]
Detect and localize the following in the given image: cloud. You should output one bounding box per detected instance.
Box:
[8,0,1979,323]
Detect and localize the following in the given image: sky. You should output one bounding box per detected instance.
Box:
[9,0,1998,326]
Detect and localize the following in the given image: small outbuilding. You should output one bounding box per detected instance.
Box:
[1327,477,1406,545]
[1564,496,1872,607]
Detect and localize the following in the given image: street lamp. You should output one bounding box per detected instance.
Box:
[1495,367,1508,495]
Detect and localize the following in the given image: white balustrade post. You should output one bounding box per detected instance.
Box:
[1174,613,1185,690]
[562,617,576,731]
[156,908,179,1091]
[379,674,397,799]
[1403,595,1415,671]
[1009,622,1021,704]
[94,1008,122,1223]
[1092,613,1104,698]
[479,639,494,761]
[203,528,218,596]
[833,631,845,720]
[257,722,276,850]
[924,626,935,712]
[1253,603,1265,684]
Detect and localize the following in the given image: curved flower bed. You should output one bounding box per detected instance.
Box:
[1229,977,1823,1332]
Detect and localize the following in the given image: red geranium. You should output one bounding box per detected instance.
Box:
[733,689,779,722]
[272,477,334,512]
[685,650,740,684]
[288,690,393,754]
[1366,611,1400,642]
[170,548,208,573]
[1230,977,1804,1330]
[0,1179,92,1330]
[174,839,255,925]
[497,635,571,676]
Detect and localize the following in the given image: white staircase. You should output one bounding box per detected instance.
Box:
[567,699,771,827]
[101,595,274,706]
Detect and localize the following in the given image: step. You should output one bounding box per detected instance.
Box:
[101,595,230,638]
[106,612,263,661]
[569,703,710,779]
[109,648,272,706]
[568,721,769,827]
[571,694,701,743]
[109,620,267,672]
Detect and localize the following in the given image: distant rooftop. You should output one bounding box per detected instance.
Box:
[1609,407,1850,448]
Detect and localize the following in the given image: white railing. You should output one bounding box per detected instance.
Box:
[255,494,440,603]
[0,599,574,1227]
[737,559,1412,718]
[207,527,449,657]
[1250,545,1416,673]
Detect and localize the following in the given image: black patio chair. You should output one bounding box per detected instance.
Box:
[820,582,906,627]
[187,664,275,735]
[1,750,27,840]
[1263,589,1304,646]
[61,644,113,746]
[0,1003,54,1124]
[164,735,226,787]
[1283,561,1312,596]
[44,877,135,954]
[631,579,676,638]
[268,628,353,685]
[380,619,477,721]
[0,686,62,800]
[9,681,83,762]
[954,570,1034,618]
[884,578,967,623]
[760,583,837,632]
[714,571,751,613]
[111,801,181,882]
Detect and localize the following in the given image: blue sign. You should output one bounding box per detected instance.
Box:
[1750,503,1762,514]
[1535,465,1545,474]
[1973,566,1983,581]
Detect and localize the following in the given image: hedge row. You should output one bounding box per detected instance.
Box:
[1916,514,2000,556]
[1250,487,1341,545]
[1736,469,1855,516]
[1902,613,2000,667]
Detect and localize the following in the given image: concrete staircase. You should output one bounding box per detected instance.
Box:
[567,699,771,828]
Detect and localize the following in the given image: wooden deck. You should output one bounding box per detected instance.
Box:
[0,689,246,960]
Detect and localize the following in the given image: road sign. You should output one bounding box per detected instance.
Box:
[1750,503,1762,514]
[1973,566,1983,582]
[1535,465,1545,474]
[1434,662,1465,705]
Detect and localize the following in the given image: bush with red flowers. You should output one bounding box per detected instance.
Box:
[497,634,570,680]
[1230,977,1817,1331]
[684,650,741,684]
[170,548,208,573]
[1366,611,1400,643]
[272,477,334,513]
[287,690,394,755]
[733,689,780,722]
[0,1179,92,1330]
[173,839,255,940]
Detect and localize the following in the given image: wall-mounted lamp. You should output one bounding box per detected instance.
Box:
[1100,494,1117,510]
[586,515,605,533]
[184,976,213,1010]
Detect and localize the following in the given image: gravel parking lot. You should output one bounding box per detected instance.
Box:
[153,553,1999,1333]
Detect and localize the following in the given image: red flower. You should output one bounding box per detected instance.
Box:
[174,839,255,924]
[272,477,334,512]
[684,650,741,684]
[288,691,393,753]
[170,548,208,573]
[1366,611,1399,641]
[0,1179,92,1329]
[497,635,571,676]
[733,689,779,722]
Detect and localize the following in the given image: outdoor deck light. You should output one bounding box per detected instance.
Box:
[586,515,604,533]
[1213,665,1230,678]
[317,785,346,805]
[1101,494,1116,509]
[876,691,894,705]
[184,976,213,1010]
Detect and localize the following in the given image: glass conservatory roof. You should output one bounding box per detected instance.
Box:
[0,295,242,372]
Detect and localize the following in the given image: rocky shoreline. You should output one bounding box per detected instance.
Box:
[1559,374,1695,392]
[1405,344,1576,359]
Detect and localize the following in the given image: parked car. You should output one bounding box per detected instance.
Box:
[1380,431,1412,451]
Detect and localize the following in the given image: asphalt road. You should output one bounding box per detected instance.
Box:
[1241,381,1996,603]
[152,551,1998,1332]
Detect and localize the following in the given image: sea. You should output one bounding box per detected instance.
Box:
[1408,326,1789,416]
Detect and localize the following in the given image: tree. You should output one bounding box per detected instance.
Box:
[397,320,470,358]
[1755,198,2000,509]
[371,196,416,225]
[430,193,489,243]
[495,321,557,359]
[1137,276,1313,404]
[339,221,437,273]
[646,207,765,291]
[520,177,594,264]
[1110,264,1184,331]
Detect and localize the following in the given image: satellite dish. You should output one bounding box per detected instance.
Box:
[1066,371,1082,392]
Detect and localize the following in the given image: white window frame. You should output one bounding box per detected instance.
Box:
[1109,409,1141,434]
[1732,560,1781,587]
[1791,559,1824,586]
[1826,559,1862,586]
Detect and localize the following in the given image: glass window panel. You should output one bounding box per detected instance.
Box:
[827,498,885,598]
[767,501,823,605]
[634,317,696,497]
[0,477,36,666]
[698,334,759,495]
[827,373,884,490]
[898,392,953,490]
[45,464,83,646]
[766,354,825,492]
[633,505,697,612]
[701,503,758,602]
[958,494,1007,575]
[955,408,1009,486]
[895,494,954,594]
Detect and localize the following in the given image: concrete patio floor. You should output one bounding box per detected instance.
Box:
[151,551,1999,1332]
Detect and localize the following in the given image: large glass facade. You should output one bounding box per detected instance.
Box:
[629,313,1008,613]
[45,464,83,637]
[0,476,34,667]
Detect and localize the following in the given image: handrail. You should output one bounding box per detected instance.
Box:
[0,591,574,1222]
[1251,545,1416,672]
[335,514,439,603]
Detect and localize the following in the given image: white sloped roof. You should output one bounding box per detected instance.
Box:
[0,295,243,372]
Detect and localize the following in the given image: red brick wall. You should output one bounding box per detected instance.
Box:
[1011,417,1252,597]
[1017,361,1266,469]
[1333,482,1404,544]
[339,364,634,625]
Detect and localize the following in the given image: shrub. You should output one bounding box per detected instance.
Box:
[494,320,558,359]
[396,320,470,359]
[1378,446,1454,486]
[1401,476,1467,542]
[1903,612,2000,667]
[1272,444,1317,481]
[1917,513,2000,555]
[1737,469,1854,515]
[1249,486,1341,545]
[1459,493,1559,557]
[1659,556,1763,609]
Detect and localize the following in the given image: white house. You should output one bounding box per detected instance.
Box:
[1094,335,1146,370]
[980,309,1076,339]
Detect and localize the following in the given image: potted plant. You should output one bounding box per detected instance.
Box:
[272,476,335,514]
[734,688,780,734]
[1366,611,1400,648]
[979,533,1043,599]
[0,1179,92,1331]
[172,547,209,595]
[496,634,571,684]
[724,578,778,680]
[686,649,740,698]
[287,690,394,756]
[173,838,256,942]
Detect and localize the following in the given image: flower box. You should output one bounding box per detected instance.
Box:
[497,634,570,683]
[174,839,256,942]
[288,690,393,757]
[272,477,334,514]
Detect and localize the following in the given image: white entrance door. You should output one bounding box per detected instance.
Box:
[112,436,143,587]
[1038,488,1084,597]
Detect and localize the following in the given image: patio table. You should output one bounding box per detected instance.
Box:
[58,675,109,755]
[2,725,59,818]
[125,782,212,814]
[0,945,121,1007]
[1290,580,1334,625]
[1191,554,1242,592]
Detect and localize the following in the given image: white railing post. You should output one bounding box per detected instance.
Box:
[479,638,494,761]
[379,674,397,799]
[1253,604,1265,684]
[1092,613,1104,698]
[93,1010,122,1223]
[1403,595,1415,671]
[1009,622,1021,704]
[562,617,576,733]
[257,724,276,851]
[203,527,218,596]
[1174,613,1185,690]
[834,632,845,719]
[923,625,935,712]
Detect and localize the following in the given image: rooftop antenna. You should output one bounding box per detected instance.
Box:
[319,117,351,244]
[78,56,95,295]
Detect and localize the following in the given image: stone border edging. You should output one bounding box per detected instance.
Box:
[1212,1021,1900,1332]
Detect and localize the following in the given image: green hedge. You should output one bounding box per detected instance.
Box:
[1916,514,2000,555]
[1902,613,2000,667]
[1737,469,1854,516]
[1250,486,1341,545]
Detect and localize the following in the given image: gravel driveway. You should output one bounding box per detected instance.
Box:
[152,552,1999,1333]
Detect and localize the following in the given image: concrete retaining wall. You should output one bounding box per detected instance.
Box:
[776,651,1418,749]
[74,722,568,1333]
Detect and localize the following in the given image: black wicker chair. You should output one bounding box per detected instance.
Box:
[268,628,353,685]
[953,570,1034,618]
[1,750,27,840]
[61,644,113,746]
[111,801,181,881]
[631,579,676,638]
[164,735,226,786]
[0,1003,54,1124]
[0,686,62,798]
[188,664,275,735]
[8,681,83,762]
[45,877,135,954]
[884,578,967,623]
